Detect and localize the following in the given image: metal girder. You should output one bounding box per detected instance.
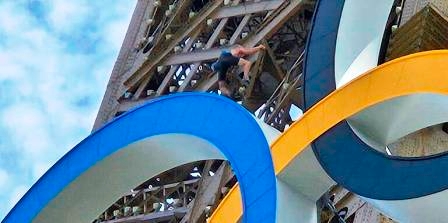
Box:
[142,1,157,38]
[102,207,188,223]
[171,1,267,92]
[211,0,284,19]
[263,39,285,80]
[244,51,265,98]
[148,0,193,56]
[124,0,222,88]
[97,177,200,222]
[124,0,288,89]
[197,73,219,91]
[187,0,307,99]
[117,98,148,113]
[178,10,233,92]
[93,0,152,130]
[132,70,153,99]
[265,77,300,123]
[180,161,230,223]
[162,0,305,66]
[155,65,180,96]
[229,15,252,44]
[244,0,305,46]
[95,1,318,223]
[163,48,224,65]
[289,86,302,108]
[155,29,201,96]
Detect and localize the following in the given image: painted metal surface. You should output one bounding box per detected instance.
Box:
[210,50,448,222]
[3,93,276,223]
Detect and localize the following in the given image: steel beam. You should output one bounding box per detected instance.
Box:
[93,0,151,130]
[117,98,148,113]
[155,29,201,96]
[197,74,219,91]
[178,11,233,92]
[265,78,300,124]
[148,0,193,56]
[124,0,287,89]
[263,39,285,80]
[187,0,307,98]
[132,72,152,99]
[179,0,251,92]
[163,48,223,66]
[211,0,284,19]
[229,15,252,44]
[162,0,305,66]
[244,51,265,98]
[124,0,222,88]
[180,162,228,223]
[102,207,188,223]
[244,0,305,46]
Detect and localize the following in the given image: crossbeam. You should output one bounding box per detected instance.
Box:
[188,0,306,95]
[102,207,188,223]
[211,0,283,19]
[124,0,286,88]
[162,0,305,66]
[124,0,222,87]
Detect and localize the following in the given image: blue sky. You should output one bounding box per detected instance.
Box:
[0,0,136,219]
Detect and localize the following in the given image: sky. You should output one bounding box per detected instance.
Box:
[0,0,136,219]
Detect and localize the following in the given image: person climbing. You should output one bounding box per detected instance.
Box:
[211,44,266,98]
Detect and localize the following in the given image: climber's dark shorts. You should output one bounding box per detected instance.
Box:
[212,51,241,81]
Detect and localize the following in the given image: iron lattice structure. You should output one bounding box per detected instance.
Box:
[92,1,313,222]
[91,0,408,222]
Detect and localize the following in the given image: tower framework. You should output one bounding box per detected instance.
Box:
[93,1,314,222]
[91,0,448,222]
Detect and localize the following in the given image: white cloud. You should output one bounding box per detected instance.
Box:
[0,0,136,220]
[0,2,29,34]
[104,16,131,50]
[1,103,51,159]
[47,0,90,34]
[0,169,10,190]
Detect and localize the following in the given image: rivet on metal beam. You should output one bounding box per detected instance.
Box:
[165,10,172,17]
[189,11,196,19]
[207,19,213,26]
[145,19,154,25]
[153,203,162,212]
[169,86,177,92]
[395,6,402,15]
[391,24,398,32]
[174,46,182,53]
[132,206,142,215]
[124,92,133,99]
[157,66,164,72]
[195,42,203,48]
[205,206,212,216]
[219,39,228,46]
[147,90,155,96]
[124,207,131,215]
[113,210,122,217]
[139,37,147,45]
